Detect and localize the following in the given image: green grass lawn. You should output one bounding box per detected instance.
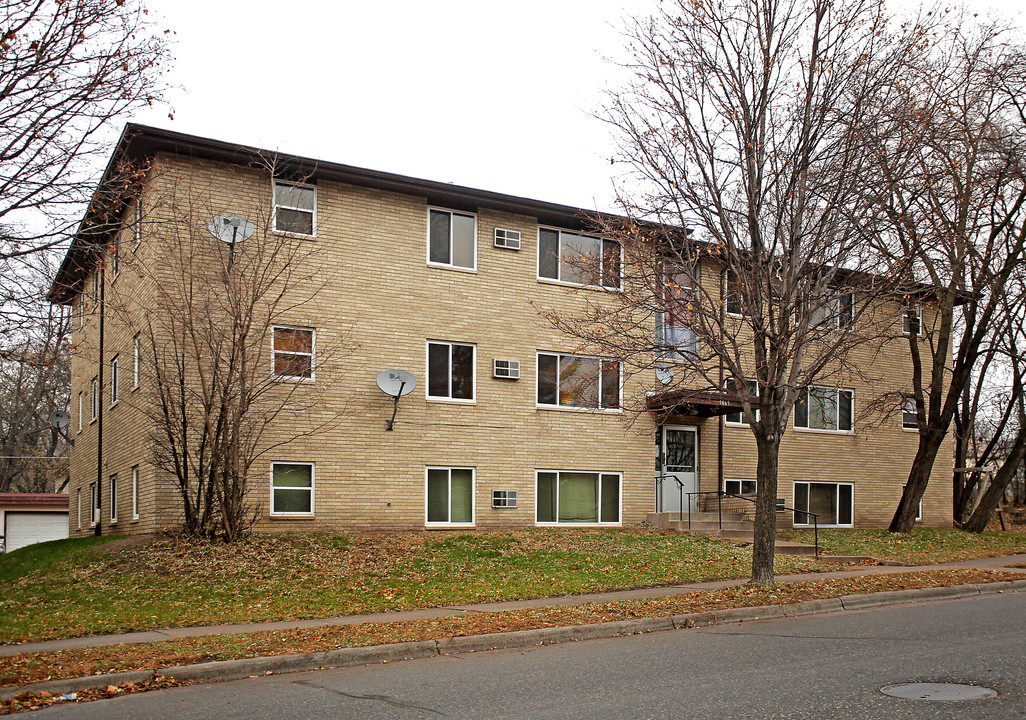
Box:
[3,526,1024,646]
[0,529,818,644]
[778,527,1026,564]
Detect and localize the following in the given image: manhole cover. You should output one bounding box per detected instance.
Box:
[881,683,996,701]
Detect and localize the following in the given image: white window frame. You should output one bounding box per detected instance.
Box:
[794,386,854,433]
[724,268,747,317]
[724,478,757,495]
[77,488,82,530]
[536,352,621,411]
[91,377,98,421]
[91,269,100,304]
[902,396,919,430]
[272,326,316,381]
[110,355,119,405]
[109,474,118,523]
[133,334,140,389]
[110,234,121,279]
[426,341,476,402]
[77,392,83,433]
[132,466,140,520]
[270,461,315,516]
[902,304,922,336]
[535,469,622,526]
[811,292,854,330]
[133,197,143,249]
[658,262,699,359]
[537,227,621,289]
[89,481,98,525]
[725,378,759,425]
[427,207,477,271]
[79,296,85,327]
[272,181,317,237]
[425,466,476,527]
[902,484,923,521]
[793,481,854,526]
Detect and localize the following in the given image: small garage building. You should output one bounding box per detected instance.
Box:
[0,493,69,553]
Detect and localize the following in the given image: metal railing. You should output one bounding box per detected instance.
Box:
[655,477,819,558]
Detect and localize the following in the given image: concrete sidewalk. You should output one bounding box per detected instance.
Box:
[4,553,1025,659]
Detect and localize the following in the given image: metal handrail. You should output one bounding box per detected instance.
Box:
[682,489,820,559]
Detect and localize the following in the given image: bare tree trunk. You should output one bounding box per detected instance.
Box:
[963,434,1026,532]
[890,429,945,532]
[751,435,780,584]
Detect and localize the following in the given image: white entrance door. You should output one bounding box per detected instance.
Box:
[659,425,698,513]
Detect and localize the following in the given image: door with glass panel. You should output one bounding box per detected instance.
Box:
[659,425,698,513]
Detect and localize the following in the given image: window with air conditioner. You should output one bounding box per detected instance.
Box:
[493,359,520,379]
[494,228,521,250]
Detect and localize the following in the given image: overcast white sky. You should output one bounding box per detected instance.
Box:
[129,0,1024,214]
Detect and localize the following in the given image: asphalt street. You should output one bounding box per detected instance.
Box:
[27,592,1026,719]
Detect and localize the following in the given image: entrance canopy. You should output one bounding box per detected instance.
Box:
[646,388,747,417]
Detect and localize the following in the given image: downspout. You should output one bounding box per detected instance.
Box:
[718,265,725,497]
[95,263,105,536]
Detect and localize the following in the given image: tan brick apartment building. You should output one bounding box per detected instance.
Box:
[49,125,951,537]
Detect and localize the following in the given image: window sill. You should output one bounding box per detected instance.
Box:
[902,426,919,433]
[269,513,316,520]
[426,397,476,405]
[427,262,477,274]
[536,277,620,292]
[792,427,854,436]
[425,523,476,529]
[272,230,317,240]
[535,522,622,527]
[273,375,315,383]
[536,404,622,415]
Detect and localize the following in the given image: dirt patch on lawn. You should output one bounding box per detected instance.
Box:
[86,535,155,556]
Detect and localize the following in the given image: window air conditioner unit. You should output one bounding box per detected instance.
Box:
[494,228,521,250]
[492,490,518,508]
[493,359,520,379]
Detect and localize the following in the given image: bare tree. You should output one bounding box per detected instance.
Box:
[106,163,353,541]
[0,0,170,338]
[862,22,1026,533]
[953,268,1026,532]
[542,0,913,583]
[0,265,70,491]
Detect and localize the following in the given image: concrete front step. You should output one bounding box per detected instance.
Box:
[648,512,820,555]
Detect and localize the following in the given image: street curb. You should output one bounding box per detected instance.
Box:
[2,581,1023,702]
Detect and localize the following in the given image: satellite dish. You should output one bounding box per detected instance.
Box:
[207,215,256,244]
[655,366,674,385]
[376,369,417,397]
[49,410,71,428]
[376,370,416,431]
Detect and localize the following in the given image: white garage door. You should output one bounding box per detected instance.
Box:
[4,512,69,553]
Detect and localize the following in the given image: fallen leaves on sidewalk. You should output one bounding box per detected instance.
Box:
[1,567,1019,715]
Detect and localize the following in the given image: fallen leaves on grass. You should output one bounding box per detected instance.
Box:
[1,529,817,645]
[0,568,1017,701]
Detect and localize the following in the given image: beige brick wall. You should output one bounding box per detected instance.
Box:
[64,153,952,535]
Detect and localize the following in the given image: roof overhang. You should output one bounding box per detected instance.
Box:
[48,123,623,304]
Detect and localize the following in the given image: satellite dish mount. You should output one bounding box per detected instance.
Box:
[48,410,74,447]
[208,215,256,272]
[376,370,417,431]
